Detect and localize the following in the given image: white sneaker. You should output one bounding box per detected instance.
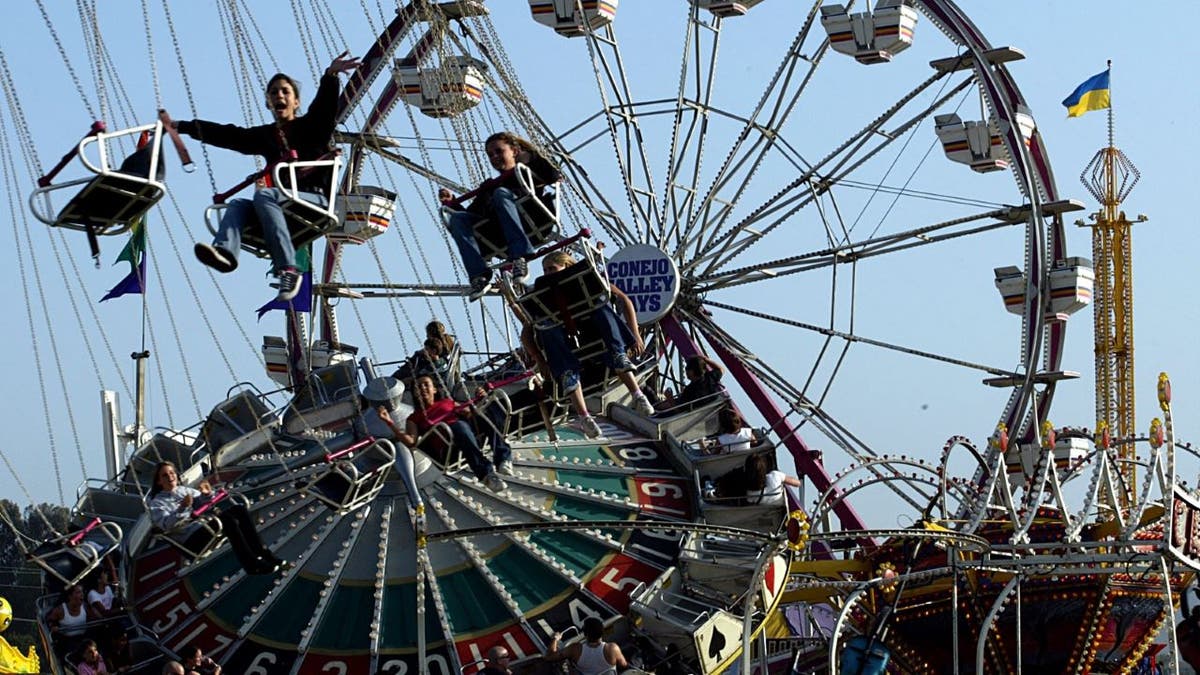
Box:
[484,472,508,493]
[578,415,602,439]
[633,393,654,417]
[497,460,515,476]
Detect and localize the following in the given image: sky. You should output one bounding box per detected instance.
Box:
[0,0,1197,530]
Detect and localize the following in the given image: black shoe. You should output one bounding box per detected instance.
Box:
[194,242,237,273]
[468,274,493,301]
[272,267,302,302]
[509,257,529,285]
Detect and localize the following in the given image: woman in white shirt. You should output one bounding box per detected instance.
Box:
[743,454,801,506]
[712,406,753,454]
[87,567,119,617]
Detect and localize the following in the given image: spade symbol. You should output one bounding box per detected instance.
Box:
[707,626,727,659]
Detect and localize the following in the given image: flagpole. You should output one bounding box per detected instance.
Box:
[1106,59,1113,148]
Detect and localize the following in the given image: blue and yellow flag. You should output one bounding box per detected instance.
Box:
[1062,70,1110,118]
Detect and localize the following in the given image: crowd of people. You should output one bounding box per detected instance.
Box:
[43,573,131,673]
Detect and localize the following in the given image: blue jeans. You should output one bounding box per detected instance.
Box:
[448,186,534,280]
[537,306,627,378]
[214,187,327,272]
[477,401,512,467]
[446,420,491,479]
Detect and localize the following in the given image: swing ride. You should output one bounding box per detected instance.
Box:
[2,1,1199,673]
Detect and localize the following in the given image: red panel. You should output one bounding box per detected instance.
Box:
[455,625,539,672]
[583,553,661,613]
[294,652,372,675]
[631,476,692,519]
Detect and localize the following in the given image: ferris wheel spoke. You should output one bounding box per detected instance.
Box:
[583,24,661,242]
[685,311,935,514]
[696,206,1019,292]
[674,9,827,260]
[703,299,1018,379]
[659,6,723,250]
[687,71,971,277]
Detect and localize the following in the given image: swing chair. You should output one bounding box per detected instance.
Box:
[439,162,562,263]
[20,517,123,591]
[29,111,191,259]
[204,150,345,258]
[298,437,396,513]
[518,244,648,406]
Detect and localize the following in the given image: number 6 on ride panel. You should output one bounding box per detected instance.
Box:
[640,482,682,499]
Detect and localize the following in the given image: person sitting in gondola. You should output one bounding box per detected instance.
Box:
[147,461,283,575]
[45,583,93,658]
[700,406,753,455]
[426,319,457,356]
[658,353,724,412]
[522,251,655,439]
[376,375,511,492]
[173,52,360,301]
[438,131,560,301]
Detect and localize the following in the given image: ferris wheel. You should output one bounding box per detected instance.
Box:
[0,1,1124,674]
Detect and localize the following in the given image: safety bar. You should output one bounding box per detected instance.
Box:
[37,121,106,187]
[66,517,101,546]
[326,436,376,462]
[191,488,229,517]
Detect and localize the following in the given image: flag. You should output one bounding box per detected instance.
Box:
[1062,69,1110,118]
[99,215,146,302]
[256,245,313,319]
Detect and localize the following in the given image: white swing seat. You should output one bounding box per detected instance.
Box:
[29,120,167,236]
[395,54,487,118]
[26,518,123,590]
[299,438,397,513]
[440,163,561,263]
[204,153,344,258]
[151,489,249,563]
[522,259,649,403]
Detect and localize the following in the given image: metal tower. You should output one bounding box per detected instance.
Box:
[1077,69,1143,503]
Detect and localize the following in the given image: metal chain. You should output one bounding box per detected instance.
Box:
[161,0,220,194]
[33,0,96,119]
[140,0,162,107]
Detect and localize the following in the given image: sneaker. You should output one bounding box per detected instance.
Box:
[509,257,530,285]
[611,352,634,374]
[484,472,508,493]
[560,370,580,394]
[273,267,302,302]
[468,274,493,301]
[633,393,655,417]
[497,459,515,476]
[578,415,602,439]
[194,242,237,273]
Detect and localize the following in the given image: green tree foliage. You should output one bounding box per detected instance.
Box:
[0,498,70,650]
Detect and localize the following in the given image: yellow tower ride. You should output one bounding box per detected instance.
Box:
[1076,62,1145,507]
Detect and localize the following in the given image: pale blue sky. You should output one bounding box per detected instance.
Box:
[0,1,1196,525]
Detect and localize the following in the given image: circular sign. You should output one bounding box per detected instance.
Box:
[605,244,680,325]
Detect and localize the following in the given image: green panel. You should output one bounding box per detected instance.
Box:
[379,582,444,649]
[439,567,512,633]
[529,530,611,577]
[310,584,374,650]
[551,494,629,522]
[487,546,572,611]
[207,574,278,627]
[253,576,324,643]
[186,552,242,595]
[555,470,627,497]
